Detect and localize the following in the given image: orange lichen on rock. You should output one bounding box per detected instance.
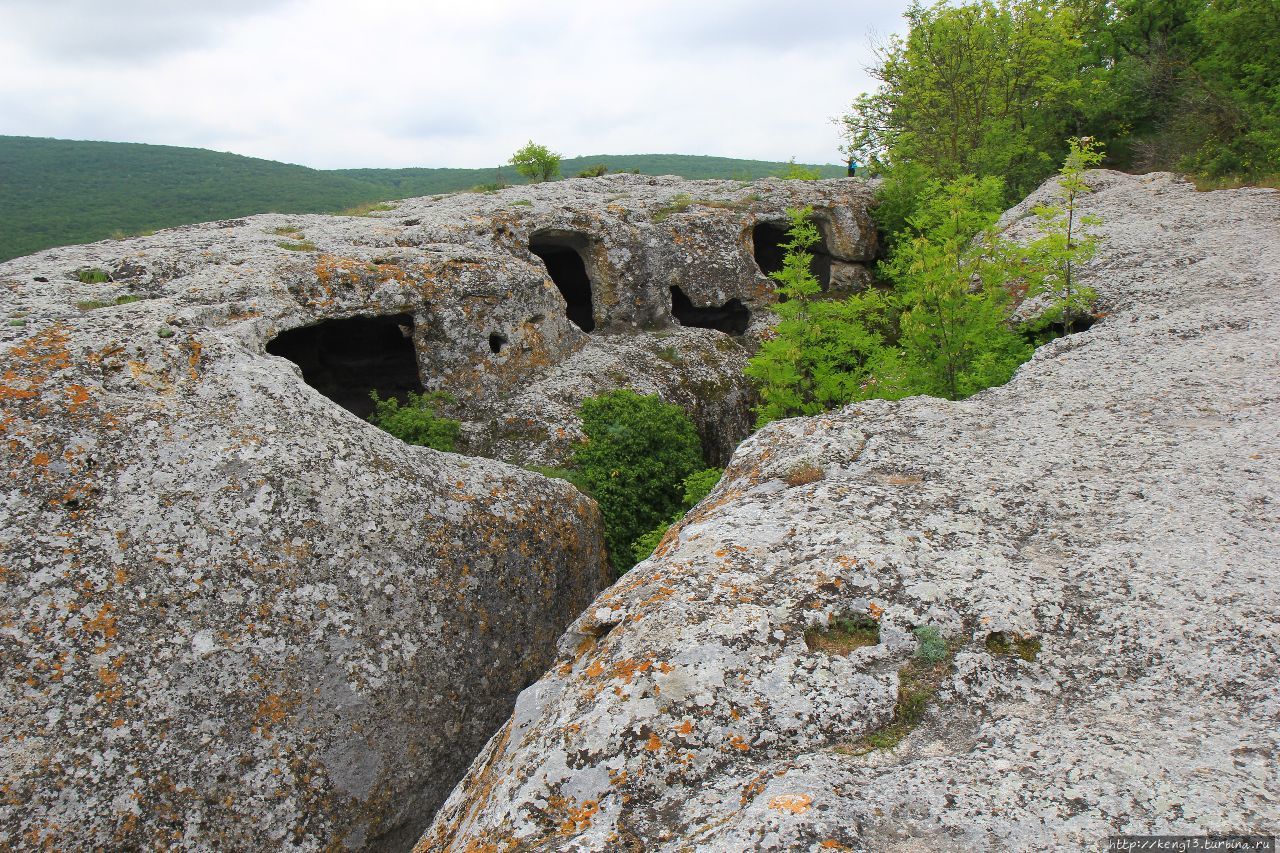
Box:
[768,793,812,815]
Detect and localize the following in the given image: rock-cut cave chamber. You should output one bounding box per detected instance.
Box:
[752,220,833,290]
[529,233,595,333]
[265,314,424,418]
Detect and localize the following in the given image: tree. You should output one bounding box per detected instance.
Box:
[840,0,1088,202]
[744,207,895,424]
[631,467,723,564]
[879,175,1033,400]
[508,140,561,183]
[1021,136,1105,335]
[572,390,703,573]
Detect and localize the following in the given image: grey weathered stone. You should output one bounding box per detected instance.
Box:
[419,172,1280,851]
[0,174,876,849]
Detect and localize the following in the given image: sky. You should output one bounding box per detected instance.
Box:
[0,0,911,171]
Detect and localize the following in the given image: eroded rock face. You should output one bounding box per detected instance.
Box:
[420,172,1280,851]
[0,175,876,849]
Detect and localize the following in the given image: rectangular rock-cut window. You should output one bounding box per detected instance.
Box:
[266,313,423,418]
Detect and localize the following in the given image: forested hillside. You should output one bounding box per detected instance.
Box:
[0,137,843,262]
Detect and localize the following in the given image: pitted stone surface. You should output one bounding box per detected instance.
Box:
[419,172,1280,851]
[0,175,874,849]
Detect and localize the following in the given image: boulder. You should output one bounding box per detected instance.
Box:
[0,174,877,849]
[419,172,1280,851]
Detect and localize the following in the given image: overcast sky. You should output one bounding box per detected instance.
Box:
[0,0,910,170]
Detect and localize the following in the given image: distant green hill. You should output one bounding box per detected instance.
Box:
[0,136,845,262]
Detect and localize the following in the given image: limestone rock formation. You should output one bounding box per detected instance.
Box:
[0,175,876,849]
[419,172,1280,851]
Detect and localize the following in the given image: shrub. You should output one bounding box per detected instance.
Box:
[508,141,561,183]
[576,164,608,178]
[777,157,822,180]
[631,467,722,565]
[368,390,461,452]
[573,390,704,573]
[913,626,948,663]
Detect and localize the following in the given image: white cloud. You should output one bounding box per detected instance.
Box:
[0,0,910,169]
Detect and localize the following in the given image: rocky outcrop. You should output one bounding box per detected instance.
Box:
[0,175,876,850]
[419,172,1280,851]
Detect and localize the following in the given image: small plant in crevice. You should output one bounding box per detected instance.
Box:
[75,267,111,284]
[368,390,461,452]
[339,201,396,217]
[651,193,694,223]
[806,613,881,655]
[985,631,1041,661]
[1020,137,1105,338]
[76,294,142,311]
[631,466,723,565]
[277,239,318,252]
[841,627,958,754]
[271,225,303,236]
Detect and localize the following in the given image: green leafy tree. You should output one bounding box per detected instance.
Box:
[1022,136,1105,335]
[572,390,703,573]
[508,140,561,183]
[841,0,1087,201]
[368,390,461,451]
[631,467,723,564]
[880,175,1033,399]
[745,207,895,424]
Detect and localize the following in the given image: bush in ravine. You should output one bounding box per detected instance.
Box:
[631,467,723,565]
[572,390,703,573]
[368,390,461,452]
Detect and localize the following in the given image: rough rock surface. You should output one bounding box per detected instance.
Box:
[420,172,1280,851]
[0,175,875,850]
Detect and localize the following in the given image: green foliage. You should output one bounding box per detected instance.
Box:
[913,626,949,663]
[571,390,704,573]
[1021,137,1105,334]
[367,390,461,452]
[0,137,846,262]
[75,267,111,283]
[76,294,141,311]
[777,157,822,180]
[576,164,609,177]
[651,193,694,222]
[879,175,1034,400]
[746,206,898,424]
[842,0,1279,194]
[631,467,723,565]
[508,140,562,183]
[842,0,1083,202]
[748,177,1045,424]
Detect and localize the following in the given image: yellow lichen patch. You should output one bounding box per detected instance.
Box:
[255,694,293,738]
[584,659,605,678]
[768,793,812,815]
[558,800,599,835]
[867,602,884,620]
[64,384,92,414]
[820,839,851,850]
[644,733,662,752]
[728,733,750,752]
[83,603,118,640]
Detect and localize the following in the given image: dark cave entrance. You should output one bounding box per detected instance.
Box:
[529,233,595,333]
[670,286,750,335]
[752,220,833,292]
[1022,314,1099,347]
[265,313,423,418]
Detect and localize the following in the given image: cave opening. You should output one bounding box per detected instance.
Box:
[529,234,595,333]
[489,332,508,354]
[265,313,423,419]
[752,220,833,292]
[670,286,751,335]
[1022,314,1099,347]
